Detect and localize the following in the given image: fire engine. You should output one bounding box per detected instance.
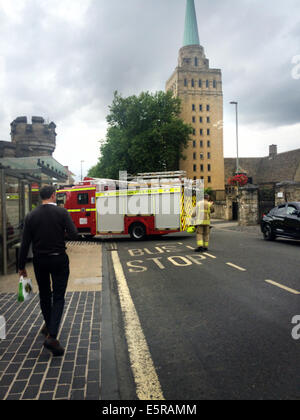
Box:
[56,171,198,240]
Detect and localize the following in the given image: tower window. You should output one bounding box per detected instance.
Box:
[193,129,196,135]
[199,80,202,88]
[213,80,217,88]
[206,80,209,88]
[208,176,211,183]
[206,104,210,111]
[192,104,195,111]
[207,117,210,123]
[193,152,196,160]
[192,116,195,123]
[200,140,203,148]
[199,117,203,123]
[191,79,195,87]
[193,140,196,148]
[200,164,204,172]
[200,129,203,136]
[199,104,203,112]
[195,57,198,67]
[207,140,211,147]
[184,79,188,87]
[208,164,211,172]
[207,152,211,159]
[200,153,204,160]
[193,164,197,172]
[207,129,210,136]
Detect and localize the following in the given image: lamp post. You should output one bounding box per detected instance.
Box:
[80,160,84,181]
[230,101,239,174]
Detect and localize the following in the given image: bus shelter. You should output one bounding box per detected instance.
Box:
[0,156,68,274]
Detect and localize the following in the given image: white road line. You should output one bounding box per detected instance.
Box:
[226,262,247,272]
[265,280,300,295]
[111,251,165,400]
[203,252,217,259]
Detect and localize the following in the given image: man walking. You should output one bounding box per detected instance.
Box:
[192,193,214,252]
[18,185,78,356]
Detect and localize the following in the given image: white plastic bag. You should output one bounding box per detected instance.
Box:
[18,276,33,302]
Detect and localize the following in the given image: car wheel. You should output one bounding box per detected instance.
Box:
[130,223,146,241]
[263,224,276,241]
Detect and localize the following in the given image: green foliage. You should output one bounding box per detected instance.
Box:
[204,187,213,196]
[88,91,192,179]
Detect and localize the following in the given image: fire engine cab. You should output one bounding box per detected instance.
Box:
[56,171,196,240]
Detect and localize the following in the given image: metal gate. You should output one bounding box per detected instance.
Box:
[232,201,238,221]
[258,184,275,218]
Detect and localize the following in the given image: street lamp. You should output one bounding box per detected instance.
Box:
[80,160,85,181]
[230,101,239,174]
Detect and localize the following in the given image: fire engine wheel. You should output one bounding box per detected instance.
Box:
[129,223,146,241]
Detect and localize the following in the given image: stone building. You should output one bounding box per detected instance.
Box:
[0,116,56,158]
[225,145,300,185]
[166,0,225,191]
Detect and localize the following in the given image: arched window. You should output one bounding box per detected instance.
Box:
[195,57,198,67]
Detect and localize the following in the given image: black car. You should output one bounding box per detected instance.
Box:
[261,202,300,241]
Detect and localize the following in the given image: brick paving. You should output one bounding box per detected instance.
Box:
[0,291,101,400]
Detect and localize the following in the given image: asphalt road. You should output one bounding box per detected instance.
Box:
[105,226,300,400]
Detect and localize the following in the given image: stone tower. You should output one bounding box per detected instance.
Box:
[166,0,225,190]
[10,116,56,157]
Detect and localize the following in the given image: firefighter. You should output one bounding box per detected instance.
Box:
[192,193,214,252]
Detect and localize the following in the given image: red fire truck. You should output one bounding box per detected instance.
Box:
[56,171,195,240]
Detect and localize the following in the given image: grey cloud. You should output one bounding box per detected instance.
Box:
[0,0,299,155]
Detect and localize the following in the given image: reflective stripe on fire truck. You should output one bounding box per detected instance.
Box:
[67,209,97,213]
[57,187,96,193]
[96,187,181,197]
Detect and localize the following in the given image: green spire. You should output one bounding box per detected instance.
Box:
[183,0,200,47]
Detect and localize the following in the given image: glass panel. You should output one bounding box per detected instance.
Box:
[77,193,89,205]
[0,173,2,272]
[57,192,67,207]
[24,184,30,215]
[5,176,21,270]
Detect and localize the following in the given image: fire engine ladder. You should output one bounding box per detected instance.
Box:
[133,171,187,180]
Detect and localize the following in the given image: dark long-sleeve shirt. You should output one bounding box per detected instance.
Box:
[19,204,78,269]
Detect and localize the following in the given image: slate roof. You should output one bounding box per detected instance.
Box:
[225,148,300,185]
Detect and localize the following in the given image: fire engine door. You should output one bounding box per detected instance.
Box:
[76,190,96,234]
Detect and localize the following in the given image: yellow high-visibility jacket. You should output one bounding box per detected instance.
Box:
[192,199,214,226]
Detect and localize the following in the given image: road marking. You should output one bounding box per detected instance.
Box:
[111,251,165,400]
[226,262,247,272]
[203,252,217,259]
[265,280,300,295]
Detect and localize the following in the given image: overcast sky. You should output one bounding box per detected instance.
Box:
[0,0,300,180]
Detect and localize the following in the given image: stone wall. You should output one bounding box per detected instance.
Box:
[275,182,300,205]
[238,185,259,226]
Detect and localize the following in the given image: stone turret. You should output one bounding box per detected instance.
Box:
[10,116,56,157]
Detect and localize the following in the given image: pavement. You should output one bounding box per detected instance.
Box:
[0,241,102,400]
[0,220,263,401]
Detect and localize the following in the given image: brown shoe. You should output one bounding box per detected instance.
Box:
[43,337,65,357]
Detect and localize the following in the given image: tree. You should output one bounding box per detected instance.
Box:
[88,91,192,179]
